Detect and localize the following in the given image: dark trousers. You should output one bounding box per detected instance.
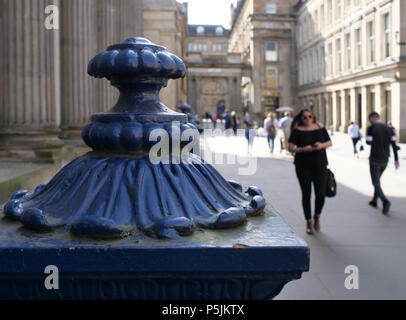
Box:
[369,161,388,203]
[295,164,328,220]
[352,137,360,154]
[267,133,276,152]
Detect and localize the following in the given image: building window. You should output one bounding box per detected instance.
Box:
[196,26,204,35]
[266,2,277,14]
[345,33,351,70]
[215,27,223,36]
[383,13,391,58]
[336,38,342,73]
[265,42,278,61]
[356,28,362,67]
[368,21,375,63]
[203,43,207,51]
[188,43,193,51]
[265,66,278,88]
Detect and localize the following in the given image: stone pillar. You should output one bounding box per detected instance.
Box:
[390,81,406,142]
[332,91,338,131]
[361,86,369,135]
[235,76,242,114]
[59,0,143,142]
[350,88,357,122]
[324,93,331,127]
[340,90,347,132]
[0,0,63,161]
[59,0,98,141]
[195,76,201,114]
[374,83,383,117]
[187,77,195,109]
[227,77,234,111]
[317,94,323,125]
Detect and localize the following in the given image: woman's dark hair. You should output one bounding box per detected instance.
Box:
[290,108,317,132]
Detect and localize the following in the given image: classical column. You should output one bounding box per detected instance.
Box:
[195,76,201,114]
[350,88,357,123]
[187,77,195,109]
[374,83,383,117]
[361,86,368,135]
[227,77,234,111]
[0,0,63,160]
[59,0,98,141]
[324,93,330,127]
[390,81,406,142]
[234,76,242,114]
[340,90,347,132]
[332,91,338,132]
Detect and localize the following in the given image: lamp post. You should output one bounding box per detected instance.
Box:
[0,38,309,299]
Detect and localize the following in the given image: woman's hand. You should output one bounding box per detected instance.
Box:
[313,142,323,151]
[301,145,314,152]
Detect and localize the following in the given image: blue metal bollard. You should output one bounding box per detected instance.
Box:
[0,38,309,299]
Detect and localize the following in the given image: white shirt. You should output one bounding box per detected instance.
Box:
[279,116,293,134]
[348,124,360,139]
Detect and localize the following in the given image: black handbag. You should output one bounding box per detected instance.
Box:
[325,168,337,197]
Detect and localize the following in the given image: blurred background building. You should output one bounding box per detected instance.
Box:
[297,0,406,141]
[185,24,246,116]
[1,0,406,164]
[229,0,298,121]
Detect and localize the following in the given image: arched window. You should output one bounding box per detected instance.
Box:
[197,26,205,35]
[215,27,223,35]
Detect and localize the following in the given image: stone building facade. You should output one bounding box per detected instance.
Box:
[228,0,298,121]
[0,0,187,160]
[185,25,246,116]
[143,0,188,109]
[297,0,406,141]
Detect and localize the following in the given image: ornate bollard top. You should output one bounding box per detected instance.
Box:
[88,37,186,82]
[3,37,266,240]
[82,37,195,153]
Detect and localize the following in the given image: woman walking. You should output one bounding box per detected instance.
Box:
[288,109,333,234]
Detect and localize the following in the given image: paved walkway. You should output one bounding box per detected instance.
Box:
[202,131,406,299]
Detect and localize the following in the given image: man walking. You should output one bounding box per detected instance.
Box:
[366,112,399,214]
[279,112,293,153]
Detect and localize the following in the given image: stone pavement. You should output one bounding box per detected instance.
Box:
[201,131,406,299]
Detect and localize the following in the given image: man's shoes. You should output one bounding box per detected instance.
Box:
[369,200,377,208]
[382,200,391,214]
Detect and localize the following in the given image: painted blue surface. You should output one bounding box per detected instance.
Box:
[0,37,309,299]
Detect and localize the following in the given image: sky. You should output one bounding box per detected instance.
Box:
[178,0,239,29]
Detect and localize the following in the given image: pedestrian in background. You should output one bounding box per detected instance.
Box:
[288,109,333,234]
[223,110,231,130]
[366,112,400,214]
[264,113,278,153]
[231,111,238,135]
[348,121,362,158]
[244,111,250,127]
[279,112,293,154]
[245,122,255,154]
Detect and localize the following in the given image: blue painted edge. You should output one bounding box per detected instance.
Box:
[0,246,309,274]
